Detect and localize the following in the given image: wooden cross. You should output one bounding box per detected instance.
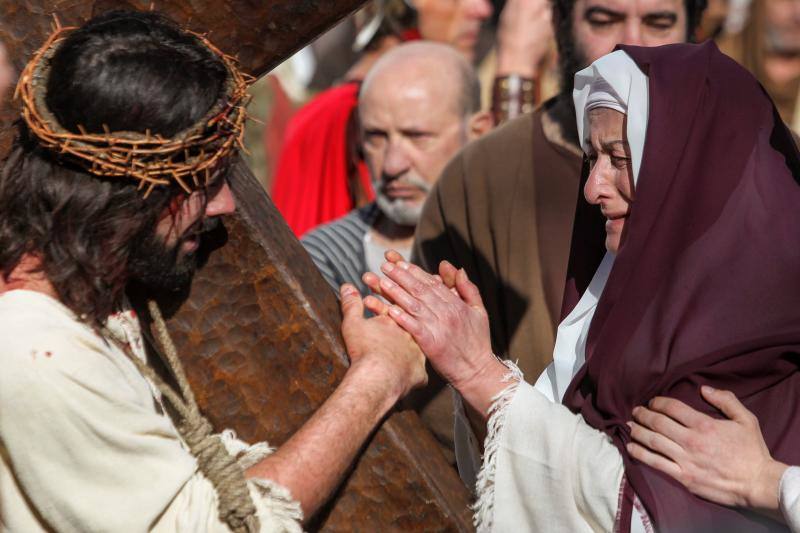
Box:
[0,2,473,530]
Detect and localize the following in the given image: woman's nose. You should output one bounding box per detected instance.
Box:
[584,164,604,205]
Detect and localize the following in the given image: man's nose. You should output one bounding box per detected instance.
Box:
[622,19,644,46]
[205,181,236,217]
[467,0,493,20]
[382,142,411,178]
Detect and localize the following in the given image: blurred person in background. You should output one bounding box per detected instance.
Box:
[706,0,800,129]
[302,42,492,303]
[270,0,492,238]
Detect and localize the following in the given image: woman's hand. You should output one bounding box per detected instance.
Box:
[361,252,509,417]
[339,283,428,402]
[627,386,788,513]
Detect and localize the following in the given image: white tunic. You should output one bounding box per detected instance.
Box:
[0,290,302,532]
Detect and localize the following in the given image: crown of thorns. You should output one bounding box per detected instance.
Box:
[15,18,253,198]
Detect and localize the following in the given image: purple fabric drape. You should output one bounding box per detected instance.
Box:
[562,41,800,531]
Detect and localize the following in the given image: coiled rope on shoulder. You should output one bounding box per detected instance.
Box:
[116,300,260,533]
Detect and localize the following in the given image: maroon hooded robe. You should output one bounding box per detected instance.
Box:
[563,42,800,532]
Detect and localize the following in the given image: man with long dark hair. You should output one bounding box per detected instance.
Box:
[0,11,427,531]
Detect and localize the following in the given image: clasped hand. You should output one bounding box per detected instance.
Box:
[361,251,509,416]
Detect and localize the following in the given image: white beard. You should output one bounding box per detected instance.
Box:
[372,174,432,227]
[375,194,424,226]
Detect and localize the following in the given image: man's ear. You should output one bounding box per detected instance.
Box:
[467,111,493,140]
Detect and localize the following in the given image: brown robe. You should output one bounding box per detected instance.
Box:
[408,94,584,452]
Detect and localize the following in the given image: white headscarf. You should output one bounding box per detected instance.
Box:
[534,50,649,402]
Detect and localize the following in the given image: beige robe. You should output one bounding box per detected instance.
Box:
[0,289,302,532]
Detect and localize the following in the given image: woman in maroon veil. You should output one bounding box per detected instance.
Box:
[364,40,800,531]
[560,40,800,531]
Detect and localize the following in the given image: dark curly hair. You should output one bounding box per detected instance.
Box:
[0,10,228,327]
[551,0,708,95]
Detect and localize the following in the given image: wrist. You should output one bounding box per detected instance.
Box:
[491,74,538,124]
[496,53,538,79]
[345,357,404,412]
[453,355,514,419]
[745,458,789,511]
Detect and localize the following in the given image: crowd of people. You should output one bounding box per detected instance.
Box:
[2,1,800,532]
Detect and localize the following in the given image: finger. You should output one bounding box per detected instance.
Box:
[384,249,407,264]
[626,441,683,480]
[387,304,427,341]
[382,262,451,313]
[398,261,455,302]
[362,272,387,298]
[455,268,484,308]
[339,284,363,323]
[364,295,389,316]
[701,386,753,424]
[438,260,458,288]
[378,274,433,319]
[632,405,691,443]
[647,396,711,429]
[628,420,685,463]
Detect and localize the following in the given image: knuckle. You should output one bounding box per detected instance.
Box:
[407,300,423,315]
[684,435,700,452]
[409,281,426,298]
[697,419,714,434]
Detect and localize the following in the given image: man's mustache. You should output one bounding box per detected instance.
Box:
[374,174,433,194]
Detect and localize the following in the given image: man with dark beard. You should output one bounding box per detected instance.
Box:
[0,11,427,531]
[409,0,707,454]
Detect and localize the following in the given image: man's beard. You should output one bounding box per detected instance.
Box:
[128,216,221,292]
[373,175,433,227]
[556,17,589,110]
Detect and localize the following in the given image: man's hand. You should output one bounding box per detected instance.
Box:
[362,253,508,418]
[339,283,427,401]
[626,386,788,513]
[245,283,427,520]
[495,0,553,78]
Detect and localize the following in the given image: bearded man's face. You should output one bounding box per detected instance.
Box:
[129,178,235,291]
[560,0,688,96]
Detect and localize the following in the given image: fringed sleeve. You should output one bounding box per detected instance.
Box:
[454,360,625,533]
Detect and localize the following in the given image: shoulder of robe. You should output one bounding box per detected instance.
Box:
[437,112,538,198]
[0,291,132,400]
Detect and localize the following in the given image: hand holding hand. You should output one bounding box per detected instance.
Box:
[339,283,428,402]
[496,0,553,78]
[626,386,788,512]
[362,252,508,417]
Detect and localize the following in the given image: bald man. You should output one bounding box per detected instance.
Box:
[302,42,492,298]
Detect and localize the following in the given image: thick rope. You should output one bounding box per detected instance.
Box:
[115,301,260,533]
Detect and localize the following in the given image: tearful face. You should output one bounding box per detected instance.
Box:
[583,107,634,253]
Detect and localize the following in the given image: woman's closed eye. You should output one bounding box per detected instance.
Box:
[611,155,631,169]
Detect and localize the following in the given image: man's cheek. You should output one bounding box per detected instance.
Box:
[578,32,618,65]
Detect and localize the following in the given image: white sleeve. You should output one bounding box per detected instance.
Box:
[0,330,197,532]
[469,363,624,533]
[0,327,302,533]
[780,466,800,533]
[153,430,303,532]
